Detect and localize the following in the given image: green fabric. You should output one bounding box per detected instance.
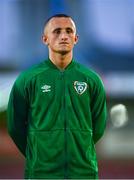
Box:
[7,59,107,179]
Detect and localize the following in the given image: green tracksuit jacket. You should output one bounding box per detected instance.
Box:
[7,59,107,179]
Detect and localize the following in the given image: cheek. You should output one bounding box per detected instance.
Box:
[70,35,77,43]
[48,38,56,45]
[71,38,77,45]
[51,36,58,43]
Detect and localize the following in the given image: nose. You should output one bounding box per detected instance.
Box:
[60,32,68,41]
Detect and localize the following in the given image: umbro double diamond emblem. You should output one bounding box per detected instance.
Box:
[41,85,51,92]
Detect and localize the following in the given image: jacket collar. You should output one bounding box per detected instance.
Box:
[45,58,76,71]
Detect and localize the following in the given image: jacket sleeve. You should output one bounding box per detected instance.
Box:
[91,76,107,144]
[7,75,29,156]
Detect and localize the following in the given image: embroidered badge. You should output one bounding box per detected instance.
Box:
[74,81,87,95]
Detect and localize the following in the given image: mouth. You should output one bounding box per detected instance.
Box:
[59,42,69,45]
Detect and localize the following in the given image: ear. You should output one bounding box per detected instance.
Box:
[74,34,79,45]
[42,34,49,45]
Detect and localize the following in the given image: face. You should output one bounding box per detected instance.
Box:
[42,17,78,55]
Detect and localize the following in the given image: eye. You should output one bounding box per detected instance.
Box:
[53,29,61,34]
[66,28,73,34]
[55,30,61,34]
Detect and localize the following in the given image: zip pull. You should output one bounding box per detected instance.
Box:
[60,70,65,79]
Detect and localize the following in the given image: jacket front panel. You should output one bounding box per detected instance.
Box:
[25,61,98,178]
[28,67,93,132]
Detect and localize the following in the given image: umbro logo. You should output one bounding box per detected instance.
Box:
[41,84,51,92]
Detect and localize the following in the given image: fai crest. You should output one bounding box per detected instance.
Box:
[74,81,87,95]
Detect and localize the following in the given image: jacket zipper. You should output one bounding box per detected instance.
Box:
[61,71,68,179]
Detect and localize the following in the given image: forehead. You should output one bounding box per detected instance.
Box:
[45,17,76,32]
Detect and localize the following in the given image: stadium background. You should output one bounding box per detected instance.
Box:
[0,0,134,178]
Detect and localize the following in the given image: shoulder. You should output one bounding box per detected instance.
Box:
[14,60,49,88]
[75,61,104,86]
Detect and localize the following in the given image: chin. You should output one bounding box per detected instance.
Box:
[61,51,70,55]
[58,49,70,55]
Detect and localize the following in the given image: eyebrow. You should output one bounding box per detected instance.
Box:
[52,27,74,33]
[52,28,61,33]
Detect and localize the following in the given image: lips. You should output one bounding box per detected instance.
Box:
[59,42,69,44]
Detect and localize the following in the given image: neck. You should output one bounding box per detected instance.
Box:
[49,51,73,70]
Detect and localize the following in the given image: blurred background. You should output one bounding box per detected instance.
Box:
[0,0,134,178]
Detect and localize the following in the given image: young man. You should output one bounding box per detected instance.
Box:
[7,14,107,179]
